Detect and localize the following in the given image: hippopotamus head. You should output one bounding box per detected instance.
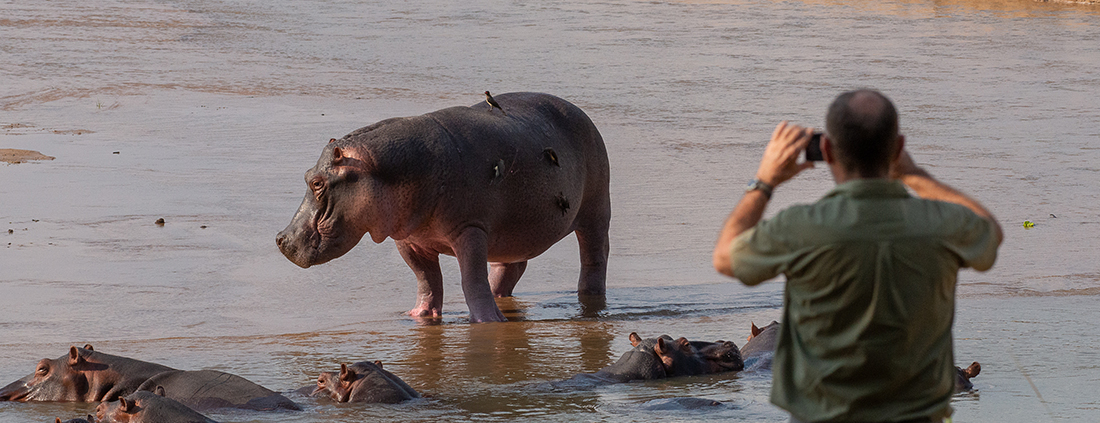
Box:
[96,388,216,423]
[0,345,174,403]
[596,333,718,382]
[691,339,744,373]
[277,129,437,268]
[313,361,420,403]
[1,345,100,402]
[955,361,981,392]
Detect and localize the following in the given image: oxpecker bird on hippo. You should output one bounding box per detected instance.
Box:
[276,92,611,322]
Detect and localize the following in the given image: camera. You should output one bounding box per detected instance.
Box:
[805,132,824,162]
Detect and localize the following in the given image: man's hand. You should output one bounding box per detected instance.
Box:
[714,121,815,278]
[756,121,816,186]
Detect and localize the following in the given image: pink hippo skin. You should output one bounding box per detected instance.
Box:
[276,92,611,322]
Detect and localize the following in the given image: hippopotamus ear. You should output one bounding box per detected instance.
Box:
[154,386,166,397]
[332,146,344,165]
[83,344,94,351]
[629,332,642,347]
[329,138,337,144]
[654,337,669,355]
[964,362,981,378]
[55,418,61,423]
[119,397,133,413]
[339,363,357,382]
[750,322,762,340]
[374,360,384,369]
[68,346,85,366]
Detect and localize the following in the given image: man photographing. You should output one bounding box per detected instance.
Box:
[713,90,1003,422]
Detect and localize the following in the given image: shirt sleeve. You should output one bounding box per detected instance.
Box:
[945,208,1000,272]
[728,218,797,286]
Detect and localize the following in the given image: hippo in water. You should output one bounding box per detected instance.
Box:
[136,369,300,411]
[0,345,173,402]
[2,345,300,411]
[741,321,982,392]
[741,321,779,370]
[555,332,742,387]
[96,388,218,423]
[276,92,611,323]
[309,361,420,403]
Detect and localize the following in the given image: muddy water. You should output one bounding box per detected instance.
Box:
[2,0,1099,421]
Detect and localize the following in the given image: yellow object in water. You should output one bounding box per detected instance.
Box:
[1023,220,1035,228]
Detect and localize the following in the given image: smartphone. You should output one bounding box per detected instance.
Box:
[805,132,824,162]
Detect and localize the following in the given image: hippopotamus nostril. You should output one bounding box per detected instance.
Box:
[275,233,285,248]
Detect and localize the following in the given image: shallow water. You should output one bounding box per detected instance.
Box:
[2,0,1099,421]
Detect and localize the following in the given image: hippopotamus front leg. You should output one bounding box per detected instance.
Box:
[489,261,527,298]
[397,241,444,319]
[454,227,506,322]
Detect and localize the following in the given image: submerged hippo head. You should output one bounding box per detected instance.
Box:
[0,345,174,403]
[96,388,216,423]
[955,361,981,392]
[1,345,99,402]
[313,361,419,404]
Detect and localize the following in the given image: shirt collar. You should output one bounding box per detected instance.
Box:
[822,179,911,200]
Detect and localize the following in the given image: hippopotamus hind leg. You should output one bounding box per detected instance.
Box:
[574,213,610,297]
[397,241,444,318]
[489,261,527,297]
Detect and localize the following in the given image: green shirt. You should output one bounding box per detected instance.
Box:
[729,179,998,422]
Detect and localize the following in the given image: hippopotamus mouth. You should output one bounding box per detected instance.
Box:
[0,378,31,401]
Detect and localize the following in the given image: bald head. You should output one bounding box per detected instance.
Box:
[825,90,900,177]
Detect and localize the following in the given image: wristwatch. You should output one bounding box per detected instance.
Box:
[745,179,774,199]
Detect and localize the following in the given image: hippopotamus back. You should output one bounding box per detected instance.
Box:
[137,369,300,411]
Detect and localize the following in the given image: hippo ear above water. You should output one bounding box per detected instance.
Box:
[374,360,384,369]
[964,362,981,378]
[68,346,85,366]
[119,397,133,413]
[339,363,357,382]
[83,344,94,351]
[154,386,166,397]
[629,332,642,347]
[332,147,344,166]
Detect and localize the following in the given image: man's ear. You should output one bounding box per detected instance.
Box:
[822,135,835,165]
[893,135,906,163]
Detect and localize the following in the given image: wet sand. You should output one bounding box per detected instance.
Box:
[3,0,1100,422]
[0,149,54,164]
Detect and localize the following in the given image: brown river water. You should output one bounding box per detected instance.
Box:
[2,0,1099,421]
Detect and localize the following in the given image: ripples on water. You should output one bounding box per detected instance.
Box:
[2,0,1099,421]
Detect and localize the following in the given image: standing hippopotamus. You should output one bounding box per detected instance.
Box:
[276,92,611,323]
[96,388,218,423]
[310,361,419,404]
[556,332,742,387]
[0,345,173,402]
[136,370,300,411]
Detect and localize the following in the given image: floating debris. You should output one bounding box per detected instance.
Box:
[1023,220,1035,229]
[1050,213,1057,218]
[155,218,165,226]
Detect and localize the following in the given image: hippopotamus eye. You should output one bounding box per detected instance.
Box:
[310,178,325,191]
[36,364,47,375]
